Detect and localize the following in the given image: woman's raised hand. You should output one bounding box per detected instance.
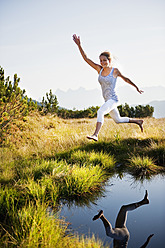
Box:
[72,34,100,72]
[137,88,144,94]
[73,34,81,46]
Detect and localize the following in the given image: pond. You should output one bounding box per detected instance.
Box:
[59,173,165,248]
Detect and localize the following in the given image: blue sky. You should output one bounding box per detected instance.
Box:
[0,0,165,102]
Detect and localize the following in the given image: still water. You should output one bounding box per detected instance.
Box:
[60,173,165,248]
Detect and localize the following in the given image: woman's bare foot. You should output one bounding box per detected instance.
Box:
[129,119,144,132]
[135,190,149,208]
[142,190,149,205]
[92,210,103,221]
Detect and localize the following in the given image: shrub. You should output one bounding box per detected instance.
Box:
[0,66,37,143]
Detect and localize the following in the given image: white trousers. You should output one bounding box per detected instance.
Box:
[97,99,129,124]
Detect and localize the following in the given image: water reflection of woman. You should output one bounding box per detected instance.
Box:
[93,190,154,248]
[73,34,144,142]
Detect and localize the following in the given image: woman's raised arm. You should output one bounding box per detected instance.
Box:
[73,34,101,73]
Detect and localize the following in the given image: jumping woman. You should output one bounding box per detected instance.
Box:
[73,34,144,141]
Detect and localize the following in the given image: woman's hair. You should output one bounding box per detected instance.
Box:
[99,51,111,61]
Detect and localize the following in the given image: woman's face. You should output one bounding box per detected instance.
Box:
[99,55,110,68]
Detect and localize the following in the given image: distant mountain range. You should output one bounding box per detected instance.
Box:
[148,100,165,118]
[55,87,102,110]
[55,86,165,118]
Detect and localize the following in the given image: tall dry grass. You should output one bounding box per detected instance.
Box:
[1,114,165,162]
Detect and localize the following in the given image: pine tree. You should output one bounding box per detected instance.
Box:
[40,89,59,114]
[0,66,37,142]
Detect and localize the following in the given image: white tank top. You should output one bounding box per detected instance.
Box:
[98,67,118,102]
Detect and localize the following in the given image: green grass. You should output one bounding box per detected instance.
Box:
[69,150,115,170]
[59,164,107,198]
[127,155,161,180]
[0,114,165,247]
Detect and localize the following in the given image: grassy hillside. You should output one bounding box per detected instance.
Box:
[0,114,164,247]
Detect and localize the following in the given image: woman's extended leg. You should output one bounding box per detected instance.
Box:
[110,108,143,132]
[115,190,149,228]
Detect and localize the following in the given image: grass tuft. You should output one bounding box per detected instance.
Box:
[70,150,115,170]
[128,155,161,179]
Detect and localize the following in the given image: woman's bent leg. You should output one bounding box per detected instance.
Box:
[110,107,143,132]
[110,108,129,124]
[115,190,149,228]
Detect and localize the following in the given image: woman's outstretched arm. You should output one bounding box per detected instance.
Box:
[73,34,101,73]
[114,68,144,94]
